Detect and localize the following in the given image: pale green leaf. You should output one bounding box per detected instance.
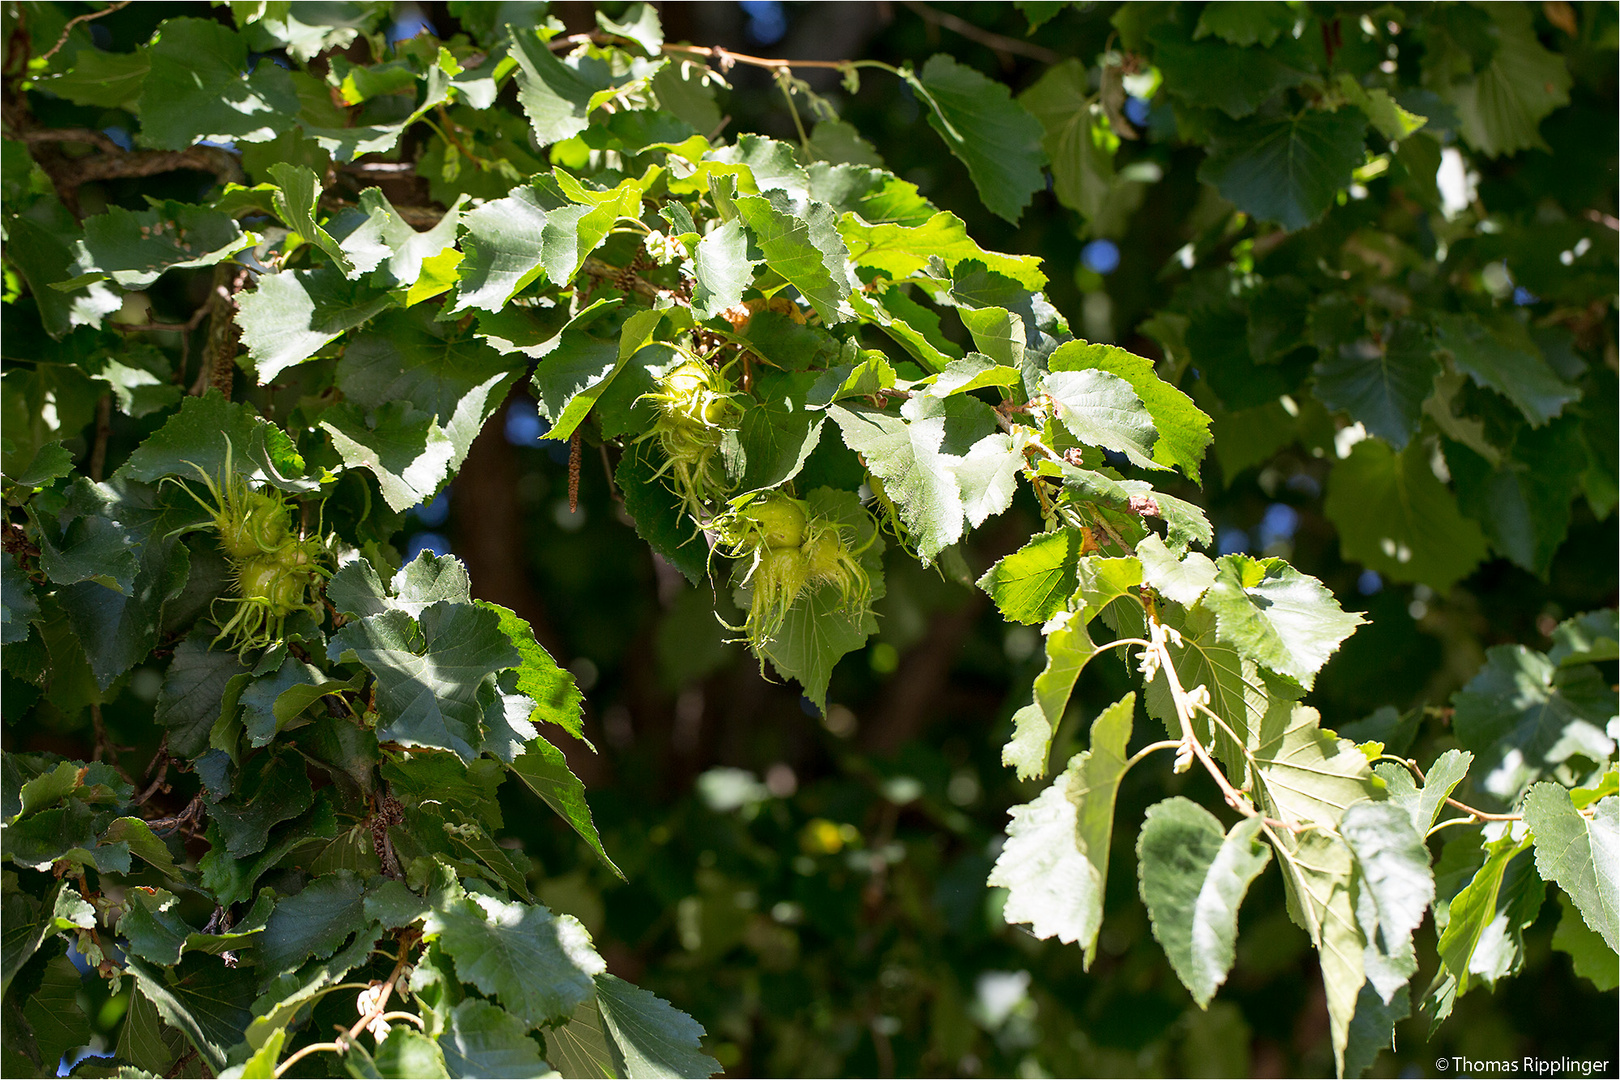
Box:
[1136,799,1271,1007]
[1203,553,1365,689]
[1523,786,1618,953]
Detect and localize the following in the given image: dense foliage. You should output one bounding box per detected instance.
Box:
[1,2,1615,1078]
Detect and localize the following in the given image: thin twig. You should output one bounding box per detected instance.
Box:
[38,0,133,63]
[568,430,582,512]
[88,395,111,481]
[899,1,1060,63]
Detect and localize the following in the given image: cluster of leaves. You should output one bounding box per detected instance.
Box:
[0,2,1614,1078]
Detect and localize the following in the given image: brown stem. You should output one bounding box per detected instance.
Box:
[898,1,1059,64]
[37,1,132,62]
[568,430,582,513]
[88,394,111,482]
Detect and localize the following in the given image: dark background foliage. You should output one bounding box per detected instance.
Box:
[5,2,1616,1077]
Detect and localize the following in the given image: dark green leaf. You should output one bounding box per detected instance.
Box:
[1551,891,1619,992]
[117,390,312,493]
[1431,313,1577,427]
[1312,320,1437,450]
[1200,110,1367,231]
[425,886,606,1027]
[913,54,1047,223]
[614,440,709,586]
[1323,438,1489,594]
[136,18,298,150]
[74,201,252,288]
[437,999,549,1079]
[204,748,315,858]
[1451,645,1616,808]
[595,973,722,1079]
[126,952,258,1074]
[330,601,519,762]
[260,871,371,976]
[157,632,251,760]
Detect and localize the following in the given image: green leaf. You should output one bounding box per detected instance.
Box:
[266,163,353,276]
[975,527,1084,626]
[913,54,1047,224]
[450,181,577,313]
[2,441,74,489]
[425,888,606,1027]
[1150,21,1315,118]
[372,1027,451,1078]
[731,369,824,495]
[5,204,123,339]
[596,1,662,52]
[117,390,311,492]
[508,28,614,145]
[1202,553,1364,689]
[1522,785,1618,954]
[1269,829,1364,1077]
[1448,5,1571,158]
[1312,320,1437,450]
[481,602,586,742]
[318,402,453,514]
[73,201,253,288]
[21,953,90,1077]
[102,816,183,879]
[651,58,722,135]
[156,631,253,759]
[1136,534,1218,607]
[548,993,617,1079]
[508,735,622,878]
[1136,799,1271,1007]
[1336,76,1427,140]
[1049,342,1212,480]
[731,189,855,324]
[593,973,722,1079]
[32,476,138,592]
[259,871,371,976]
[31,48,148,111]
[1373,749,1473,836]
[240,657,361,748]
[54,484,191,691]
[1194,2,1297,47]
[235,265,395,383]
[1432,834,1543,1002]
[1018,59,1112,220]
[1323,438,1489,594]
[1042,368,1161,472]
[1252,703,1383,831]
[1549,609,1619,667]
[1002,611,1099,781]
[334,188,466,292]
[1450,416,1586,577]
[337,306,522,461]
[205,748,315,858]
[119,887,270,967]
[691,218,756,320]
[1451,645,1616,808]
[1144,602,1298,785]
[1344,983,1410,1079]
[1340,801,1434,990]
[137,18,297,150]
[1551,891,1619,992]
[614,440,709,586]
[1431,313,1577,427]
[1200,110,1367,232]
[329,601,521,763]
[990,693,1135,958]
[117,985,187,1077]
[838,210,1045,292]
[827,395,1000,563]
[127,952,259,1074]
[438,999,550,1079]
[5,556,47,647]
